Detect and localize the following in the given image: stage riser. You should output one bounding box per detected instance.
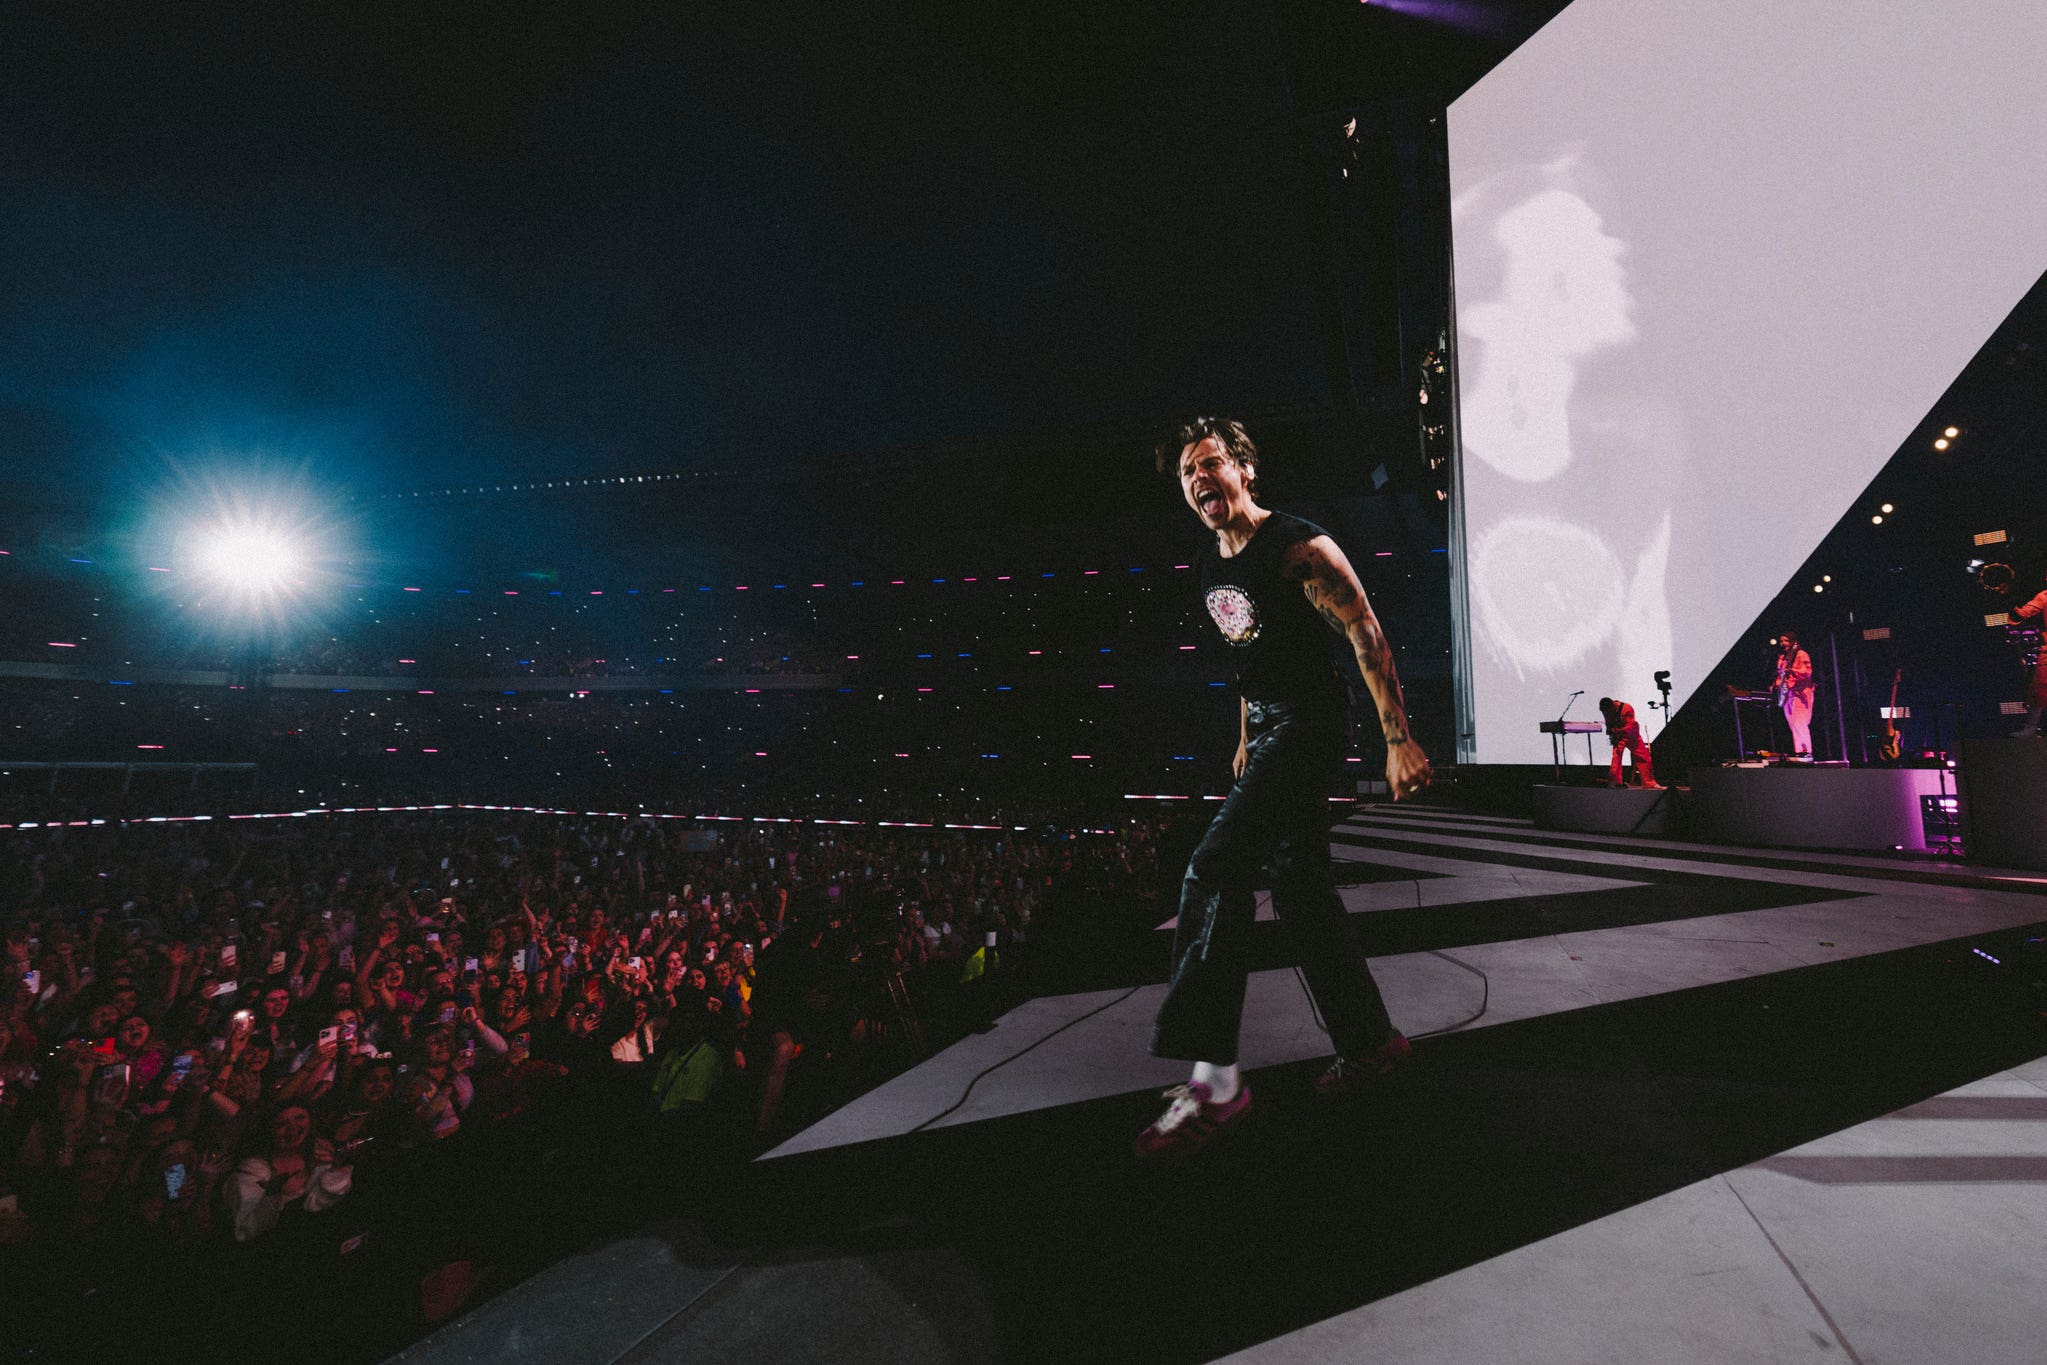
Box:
[1685,767,1954,853]
[1532,785,1676,836]
[1959,740,2047,871]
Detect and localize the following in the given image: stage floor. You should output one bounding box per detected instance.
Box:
[397,807,2047,1365]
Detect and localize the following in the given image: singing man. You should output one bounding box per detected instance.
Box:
[1135,418,1430,1158]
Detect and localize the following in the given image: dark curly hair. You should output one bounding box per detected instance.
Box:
[1155,417,1260,499]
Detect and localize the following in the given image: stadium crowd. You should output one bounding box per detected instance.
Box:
[0,562,1213,681]
[0,808,1163,1358]
[0,676,1241,825]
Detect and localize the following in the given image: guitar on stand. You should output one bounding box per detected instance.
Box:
[1878,668,1903,763]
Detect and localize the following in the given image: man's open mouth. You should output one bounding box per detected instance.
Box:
[1196,489,1224,517]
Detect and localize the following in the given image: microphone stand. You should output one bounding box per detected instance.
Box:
[1558,691,1588,777]
[1931,700,1963,860]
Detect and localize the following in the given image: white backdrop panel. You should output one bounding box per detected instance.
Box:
[1449,0,2047,762]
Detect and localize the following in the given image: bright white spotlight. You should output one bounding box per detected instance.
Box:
[199,525,302,594]
[145,459,349,647]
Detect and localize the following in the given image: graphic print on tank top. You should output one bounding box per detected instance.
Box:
[1205,585,1260,645]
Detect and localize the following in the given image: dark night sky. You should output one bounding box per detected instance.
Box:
[0,1,1346,515]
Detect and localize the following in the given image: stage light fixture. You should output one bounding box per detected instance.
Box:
[1944,426,1959,438]
[1881,503,1894,514]
[1934,437,1950,450]
[1822,574,1832,583]
[1872,515,1884,524]
[1813,583,1824,592]
[199,525,302,596]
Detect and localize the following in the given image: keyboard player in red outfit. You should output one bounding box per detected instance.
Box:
[1598,697,1660,789]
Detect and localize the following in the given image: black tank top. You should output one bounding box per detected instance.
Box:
[1198,510,1347,712]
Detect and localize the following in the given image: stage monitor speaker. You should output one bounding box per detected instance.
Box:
[1959,739,2047,871]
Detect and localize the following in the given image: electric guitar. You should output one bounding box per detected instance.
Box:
[1878,668,1901,762]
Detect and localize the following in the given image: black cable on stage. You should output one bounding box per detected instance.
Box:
[1409,949,1490,1039]
[1291,877,1491,1042]
[910,984,1146,1134]
[918,874,1489,1134]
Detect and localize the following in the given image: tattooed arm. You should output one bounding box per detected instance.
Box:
[1285,535,1432,799]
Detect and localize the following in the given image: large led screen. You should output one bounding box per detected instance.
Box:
[1448,0,2047,762]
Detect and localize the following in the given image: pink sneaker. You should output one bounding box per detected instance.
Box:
[1313,1033,1412,1098]
[1133,1081,1252,1158]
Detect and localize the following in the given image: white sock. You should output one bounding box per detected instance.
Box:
[1192,1061,1240,1103]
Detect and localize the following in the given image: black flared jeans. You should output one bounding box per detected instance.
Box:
[1150,699,1395,1065]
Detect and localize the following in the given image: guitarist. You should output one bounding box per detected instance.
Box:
[1773,631,1815,757]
